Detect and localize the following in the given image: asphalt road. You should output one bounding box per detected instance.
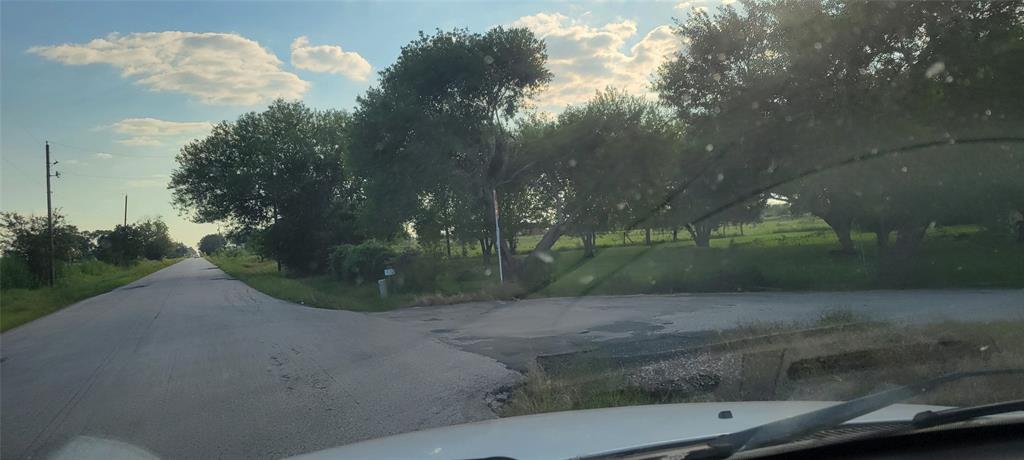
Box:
[0,258,517,460]
[377,289,1024,369]
[3,259,1022,459]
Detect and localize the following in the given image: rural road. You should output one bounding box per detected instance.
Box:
[376,289,1024,369]
[0,258,517,460]
[3,259,1022,459]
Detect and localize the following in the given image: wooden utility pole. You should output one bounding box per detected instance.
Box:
[45,142,56,287]
[124,194,128,226]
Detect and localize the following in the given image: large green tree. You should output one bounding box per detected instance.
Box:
[170,100,362,273]
[198,233,227,256]
[656,0,1024,263]
[349,27,551,273]
[522,89,681,257]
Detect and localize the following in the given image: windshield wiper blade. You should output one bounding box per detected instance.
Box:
[684,369,1024,460]
[911,399,1024,429]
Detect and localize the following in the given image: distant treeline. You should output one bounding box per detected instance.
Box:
[0,213,194,290]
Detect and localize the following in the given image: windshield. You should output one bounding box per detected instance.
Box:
[2,1,1022,459]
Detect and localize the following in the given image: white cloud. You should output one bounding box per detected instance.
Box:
[94,153,113,160]
[116,137,163,146]
[109,117,212,146]
[674,0,716,13]
[28,32,309,105]
[290,36,372,81]
[511,13,681,109]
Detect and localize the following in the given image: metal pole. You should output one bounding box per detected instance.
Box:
[124,194,128,226]
[492,188,503,284]
[45,142,55,287]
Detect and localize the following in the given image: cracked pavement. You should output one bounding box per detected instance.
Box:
[1,258,517,460]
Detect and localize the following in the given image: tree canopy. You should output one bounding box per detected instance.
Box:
[170,100,362,273]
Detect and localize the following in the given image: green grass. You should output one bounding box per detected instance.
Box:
[207,216,1023,315]
[209,254,418,312]
[1,259,181,332]
[534,226,1024,297]
[495,215,830,256]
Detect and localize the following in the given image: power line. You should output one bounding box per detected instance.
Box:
[2,157,46,187]
[62,172,168,180]
[4,118,174,160]
[45,141,169,159]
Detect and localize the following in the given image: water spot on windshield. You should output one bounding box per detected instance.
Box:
[705,144,714,152]
[535,251,554,264]
[925,61,945,78]
[579,274,595,285]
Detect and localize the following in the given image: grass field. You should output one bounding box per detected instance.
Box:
[209,254,414,312]
[0,258,181,332]
[536,224,1024,297]
[207,215,1023,314]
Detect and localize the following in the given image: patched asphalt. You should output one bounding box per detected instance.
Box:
[0,258,517,460]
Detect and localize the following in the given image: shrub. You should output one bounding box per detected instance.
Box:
[331,241,395,283]
[391,250,433,290]
[328,244,355,279]
[391,251,486,295]
[518,253,555,293]
[1,256,36,290]
[217,246,246,258]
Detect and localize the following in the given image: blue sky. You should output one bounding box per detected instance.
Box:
[1,0,723,247]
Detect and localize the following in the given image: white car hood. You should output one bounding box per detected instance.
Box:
[290,401,950,460]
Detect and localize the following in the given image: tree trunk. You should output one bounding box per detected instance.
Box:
[480,237,492,264]
[582,233,596,258]
[875,229,890,251]
[1017,210,1024,242]
[891,223,928,261]
[672,228,678,242]
[461,241,468,257]
[444,229,452,258]
[880,222,929,284]
[817,213,855,254]
[687,223,713,248]
[507,236,517,255]
[495,234,520,282]
[739,223,744,236]
[532,221,566,254]
[644,228,652,246]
